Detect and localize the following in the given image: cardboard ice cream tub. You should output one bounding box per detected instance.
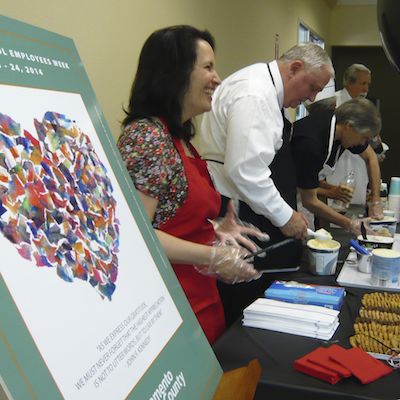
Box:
[371,248,400,287]
[357,234,394,250]
[369,216,397,237]
[307,239,341,275]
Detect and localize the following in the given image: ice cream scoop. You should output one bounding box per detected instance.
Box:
[307,228,332,241]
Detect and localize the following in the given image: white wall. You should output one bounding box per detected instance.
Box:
[330,5,380,46]
[1,0,334,140]
[1,1,379,140]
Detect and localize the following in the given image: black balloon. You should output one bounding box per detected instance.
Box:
[377,0,400,73]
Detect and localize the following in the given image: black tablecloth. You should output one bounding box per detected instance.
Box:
[213,226,400,400]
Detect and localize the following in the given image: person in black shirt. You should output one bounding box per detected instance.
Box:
[292,97,383,236]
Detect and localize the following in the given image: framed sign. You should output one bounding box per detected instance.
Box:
[0,15,222,400]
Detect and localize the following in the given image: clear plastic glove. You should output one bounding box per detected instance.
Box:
[347,217,374,237]
[195,245,262,284]
[209,200,269,252]
[368,200,384,220]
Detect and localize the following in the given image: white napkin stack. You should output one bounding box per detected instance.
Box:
[242,298,339,340]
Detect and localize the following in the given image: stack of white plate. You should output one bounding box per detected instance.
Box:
[242,298,339,340]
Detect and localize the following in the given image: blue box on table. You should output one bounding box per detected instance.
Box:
[264,280,345,311]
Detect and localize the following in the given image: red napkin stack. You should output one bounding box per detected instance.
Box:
[294,344,392,384]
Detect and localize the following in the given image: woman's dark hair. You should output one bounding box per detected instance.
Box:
[306,96,336,115]
[122,25,215,141]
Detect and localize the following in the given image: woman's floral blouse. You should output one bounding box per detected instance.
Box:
[117,117,187,228]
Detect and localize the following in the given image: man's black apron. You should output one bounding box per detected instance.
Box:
[238,113,303,270]
[217,66,303,326]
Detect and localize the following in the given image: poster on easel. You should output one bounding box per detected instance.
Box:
[0,15,222,400]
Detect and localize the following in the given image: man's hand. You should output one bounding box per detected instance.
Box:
[280,210,308,239]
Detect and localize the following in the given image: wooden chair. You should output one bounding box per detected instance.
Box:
[213,359,261,400]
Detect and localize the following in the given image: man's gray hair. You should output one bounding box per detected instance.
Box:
[279,43,335,77]
[343,63,371,86]
[335,97,381,136]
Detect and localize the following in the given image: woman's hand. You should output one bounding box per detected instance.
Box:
[209,200,269,252]
[195,245,261,284]
[347,217,374,237]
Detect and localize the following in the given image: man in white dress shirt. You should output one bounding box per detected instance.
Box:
[328,64,372,205]
[335,64,371,105]
[199,43,334,324]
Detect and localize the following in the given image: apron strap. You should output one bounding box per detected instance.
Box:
[323,115,337,166]
[203,158,224,165]
[319,115,341,180]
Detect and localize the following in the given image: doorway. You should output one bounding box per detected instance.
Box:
[332,46,400,185]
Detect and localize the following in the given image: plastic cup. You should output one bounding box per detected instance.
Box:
[388,194,400,220]
[389,177,400,196]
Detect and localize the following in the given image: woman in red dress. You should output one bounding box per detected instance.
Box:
[118,26,264,344]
